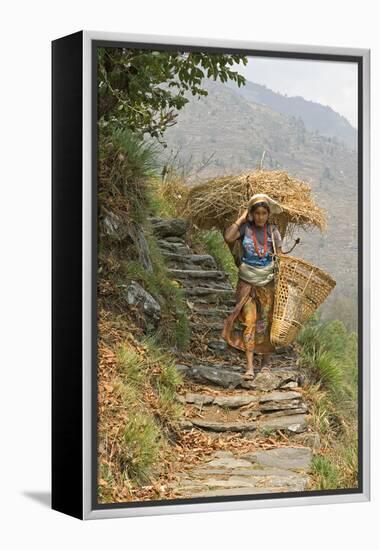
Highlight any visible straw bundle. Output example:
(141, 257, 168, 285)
(183, 169, 327, 238)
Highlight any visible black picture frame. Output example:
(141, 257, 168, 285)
(52, 30, 370, 520)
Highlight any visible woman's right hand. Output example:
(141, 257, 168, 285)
(237, 209, 249, 225)
(224, 209, 249, 244)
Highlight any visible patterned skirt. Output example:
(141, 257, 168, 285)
(222, 277, 276, 354)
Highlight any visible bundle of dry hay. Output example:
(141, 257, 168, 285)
(182, 169, 327, 238)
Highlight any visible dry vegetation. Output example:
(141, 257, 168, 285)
(183, 169, 327, 238)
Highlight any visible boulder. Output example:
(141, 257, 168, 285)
(207, 340, 228, 353)
(187, 363, 244, 389)
(122, 281, 161, 323)
(102, 212, 129, 240)
(251, 370, 299, 392)
(150, 218, 188, 238)
(127, 223, 153, 272)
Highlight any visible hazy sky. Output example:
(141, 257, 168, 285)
(236, 57, 358, 128)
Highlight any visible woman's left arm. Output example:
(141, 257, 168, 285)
(275, 226, 301, 255)
(273, 225, 283, 255)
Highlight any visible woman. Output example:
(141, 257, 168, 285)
(222, 193, 283, 380)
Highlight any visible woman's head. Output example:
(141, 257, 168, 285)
(248, 201, 270, 226)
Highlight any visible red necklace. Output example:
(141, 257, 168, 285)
(251, 222, 268, 258)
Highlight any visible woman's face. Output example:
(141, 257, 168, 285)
(251, 205, 269, 227)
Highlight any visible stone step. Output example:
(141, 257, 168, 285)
(168, 268, 228, 281)
(181, 419, 257, 432)
(188, 487, 290, 497)
(261, 405, 308, 417)
(181, 391, 307, 427)
(183, 412, 308, 435)
(249, 370, 303, 391)
(179, 280, 233, 291)
(257, 413, 308, 434)
(160, 236, 186, 244)
(177, 362, 301, 391)
(162, 252, 217, 270)
(200, 340, 306, 370)
(206, 336, 237, 348)
(260, 400, 306, 412)
(190, 321, 225, 332)
(157, 240, 192, 255)
(189, 490, 289, 498)
(149, 217, 188, 238)
(188, 294, 235, 303)
(191, 306, 233, 317)
(178, 390, 303, 409)
(239, 447, 313, 470)
(176, 363, 252, 389)
(168, 449, 311, 497)
(184, 287, 235, 298)
(177, 360, 245, 373)
(242, 406, 307, 419)
(192, 465, 306, 479)
(189, 316, 232, 328)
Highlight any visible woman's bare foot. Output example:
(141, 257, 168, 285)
(244, 349, 255, 379)
(261, 354, 272, 372)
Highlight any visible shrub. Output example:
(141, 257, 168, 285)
(121, 413, 163, 483)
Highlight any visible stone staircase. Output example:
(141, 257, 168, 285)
(150, 217, 319, 498)
(151, 216, 236, 355)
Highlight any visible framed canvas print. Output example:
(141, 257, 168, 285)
(52, 30, 370, 520)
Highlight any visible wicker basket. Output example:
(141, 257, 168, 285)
(270, 255, 336, 346)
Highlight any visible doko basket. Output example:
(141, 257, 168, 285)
(270, 255, 336, 346)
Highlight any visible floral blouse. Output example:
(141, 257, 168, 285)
(239, 221, 282, 268)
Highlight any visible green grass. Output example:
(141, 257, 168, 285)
(312, 349, 343, 393)
(116, 346, 145, 388)
(116, 337, 184, 423)
(108, 126, 161, 180)
(197, 229, 238, 285)
(310, 430, 358, 490)
(154, 347, 184, 422)
(156, 384, 183, 423)
(260, 427, 276, 437)
(310, 455, 340, 490)
(98, 463, 118, 503)
(98, 124, 162, 225)
(142, 335, 184, 401)
(297, 313, 357, 399)
(104, 338, 184, 486)
(146, 177, 177, 218)
(121, 412, 164, 483)
(297, 313, 359, 490)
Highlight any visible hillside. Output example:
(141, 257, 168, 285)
(226, 79, 357, 149)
